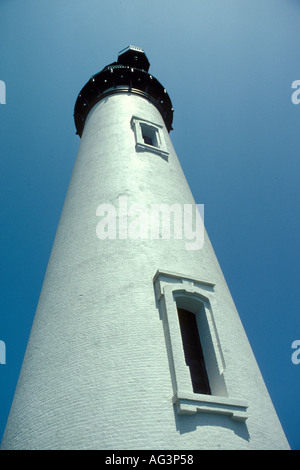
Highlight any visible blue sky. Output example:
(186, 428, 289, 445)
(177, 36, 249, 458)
(0, 0, 299, 449)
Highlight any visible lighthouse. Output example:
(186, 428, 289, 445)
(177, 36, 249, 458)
(1, 46, 289, 450)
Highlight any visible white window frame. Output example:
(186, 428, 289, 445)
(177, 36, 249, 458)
(131, 116, 169, 159)
(153, 269, 248, 422)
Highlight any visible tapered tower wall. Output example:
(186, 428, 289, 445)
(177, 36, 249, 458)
(1, 49, 289, 450)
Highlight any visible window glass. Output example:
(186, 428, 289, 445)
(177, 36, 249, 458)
(177, 307, 211, 395)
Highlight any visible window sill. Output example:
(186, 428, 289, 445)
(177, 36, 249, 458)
(173, 391, 248, 422)
(136, 141, 169, 159)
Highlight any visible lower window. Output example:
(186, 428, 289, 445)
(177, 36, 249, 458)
(153, 269, 248, 421)
(177, 307, 211, 395)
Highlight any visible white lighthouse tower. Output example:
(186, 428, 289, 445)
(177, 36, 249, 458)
(1, 46, 289, 450)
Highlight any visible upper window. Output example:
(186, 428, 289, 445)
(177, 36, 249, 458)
(141, 123, 157, 147)
(131, 116, 169, 159)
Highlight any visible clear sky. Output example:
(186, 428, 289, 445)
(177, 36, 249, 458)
(0, 0, 299, 450)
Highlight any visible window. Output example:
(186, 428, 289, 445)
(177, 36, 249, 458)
(174, 290, 227, 398)
(143, 134, 153, 146)
(131, 116, 169, 159)
(177, 308, 211, 395)
(153, 269, 248, 421)
(141, 123, 157, 147)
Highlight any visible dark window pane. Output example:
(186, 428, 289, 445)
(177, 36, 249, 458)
(177, 308, 211, 395)
(143, 134, 153, 145)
